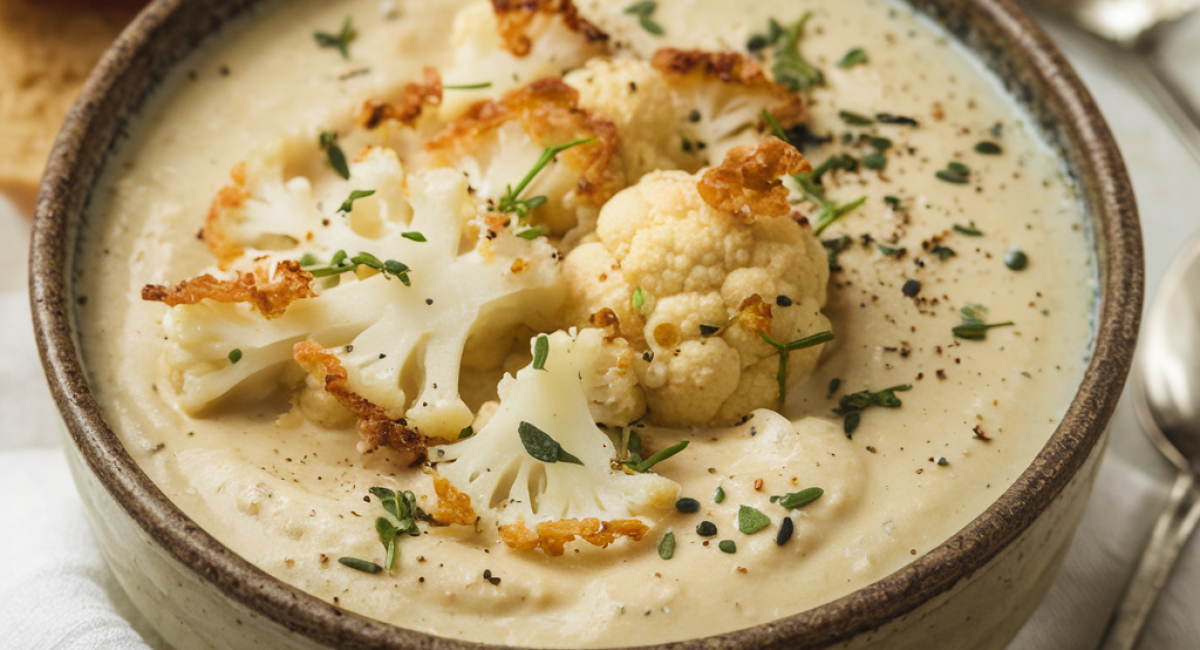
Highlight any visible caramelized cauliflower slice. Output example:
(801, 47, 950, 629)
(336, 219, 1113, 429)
(142, 260, 315, 320)
(357, 67, 444, 130)
(425, 77, 622, 236)
(149, 165, 564, 442)
(440, 0, 609, 117)
(432, 329, 677, 556)
(562, 140, 831, 427)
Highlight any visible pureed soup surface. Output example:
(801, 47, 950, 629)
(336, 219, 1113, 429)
(76, 0, 1096, 646)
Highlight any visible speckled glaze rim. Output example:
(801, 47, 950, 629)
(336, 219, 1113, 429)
(31, 0, 1143, 648)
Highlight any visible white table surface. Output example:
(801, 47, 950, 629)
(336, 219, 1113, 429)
(1, 9, 1199, 650)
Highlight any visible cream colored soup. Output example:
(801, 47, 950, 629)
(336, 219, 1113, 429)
(76, 0, 1095, 646)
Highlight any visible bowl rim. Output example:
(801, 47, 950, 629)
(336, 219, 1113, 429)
(30, 0, 1144, 648)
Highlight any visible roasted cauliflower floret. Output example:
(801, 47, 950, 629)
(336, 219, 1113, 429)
(562, 139, 831, 427)
(440, 0, 609, 118)
(432, 329, 676, 556)
(425, 78, 622, 237)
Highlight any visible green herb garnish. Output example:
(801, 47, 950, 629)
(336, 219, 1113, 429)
(319, 131, 351, 180)
(675, 498, 701, 514)
(863, 151, 887, 171)
(314, 17, 357, 60)
(497, 138, 594, 219)
(624, 0, 664, 35)
(338, 189, 376, 213)
(771, 487, 824, 509)
(937, 457, 949, 466)
(532, 334, 549, 370)
(822, 236, 852, 271)
(401, 232, 427, 242)
(936, 161, 971, 184)
(458, 425, 474, 439)
(837, 48, 868, 69)
(306, 250, 411, 286)
(975, 141, 1003, 155)
(338, 557, 382, 574)
(631, 286, 647, 313)
(834, 384, 912, 437)
(953, 221, 983, 237)
(658, 531, 676, 559)
(952, 303, 1014, 341)
(884, 195, 902, 209)
(876, 113, 919, 126)
(793, 159, 866, 235)
(625, 440, 689, 473)
(737, 506, 771, 534)
(713, 486, 726, 503)
(368, 487, 423, 571)
(931, 245, 956, 260)
(771, 13, 824, 91)
(762, 109, 789, 141)
(227, 348, 242, 364)
(718, 540, 737, 554)
(697, 521, 718, 536)
(839, 110, 875, 126)
(760, 330, 835, 411)
(443, 82, 493, 90)
(515, 227, 545, 240)
(518, 421, 584, 465)
(299, 253, 319, 267)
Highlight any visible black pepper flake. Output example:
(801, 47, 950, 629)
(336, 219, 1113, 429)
(901, 279, 921, 297)
(483, 569, 501, 585)
(425, 298, 434, 305)
(776, 295, 793, 307)
(697, 521, 718, 537)
(688, 109, 701, 122)
(937, 457, 949, 466)
(699, 324, 720, 337)
(775, 517, 794, 546)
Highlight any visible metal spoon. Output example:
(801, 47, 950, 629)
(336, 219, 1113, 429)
(1022, 0, 1200, 165)
(1096, 233, 1200, 650)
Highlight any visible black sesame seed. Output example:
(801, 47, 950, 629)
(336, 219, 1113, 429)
(902, 279, 921, 297)
(775, 295, 793, 307)
(776, 517, 794, 546)
(697, 521, 718, 537)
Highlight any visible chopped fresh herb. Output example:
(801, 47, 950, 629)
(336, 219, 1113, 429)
(338, 557, 382, 574)
(631, 286, 647, 313)
(884, 195, 902, 209)
(771, 487, 824, 509)
(401, 232, 427, 242)
(771, 13, 824, 91)
(783, 123, 833, 152)
(837, 48, 868, 69)
(839, 110, 875, 126)
(696, 521, 718, 537)
(515, 227, 545, 240)
(338, 189, 376, 213)
(834, 384, 912, 437)
(863, 151, 887, 171)
(948, 161, 970, 176)
(319, 131, 351, 180)
(737, 505, 771, 534)
(713, 486, 726, 503)
(458, 426, 474, 439)
(901, 279, 921, 297)
(991, 122, 1005, 138)
(937, 457, 949, 466)
(307, 250, 411, 285)
(828, 377, 841, 397)
(760, 330, 835, 411)
(1004, 247, 1028, 270)
(624, 0, 663, 35)
(299, 253, 319, 267)
(718, 540, 737, 554)
(762, 109, 789, 141)
(625, 440, 689, 473)
(876, 113, 919, 126)
(775, 517, 794, 546)
(813, 196, 867, 235)
(953, 303, 1014, 341)
(658, 531, 676, 559)
(675, 498, 701, 514)
(518, 421, 584, 465)
(443, 82, 493, 90)
(747, 34, 769, 52)
(822, 236, 853, 271)
(228, 348, 243, 364)
(699, 324, 721, 338)
(808, 153, 858, 185)
(877, 243, 902, 257)
(954, 221, 983, 237)
(931, 245, 956, 260)
(314, 17, 358, 60)
(936, 168, 969, 185)
(868, 136, 893, 150)
(532, 334, 549, 371)
(497, 138, 594, 219)
(975, 141, 1003, 155)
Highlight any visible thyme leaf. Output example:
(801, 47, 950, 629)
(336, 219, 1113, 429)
(519, 421, 584, 465)
(497, 138, 595, 219)
(760, 330, 835, 411)
(314, 17, 358, 60)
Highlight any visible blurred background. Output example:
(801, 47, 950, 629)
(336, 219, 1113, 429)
(0, 1, 1198, 648)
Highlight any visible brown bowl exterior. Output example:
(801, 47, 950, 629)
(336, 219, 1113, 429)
(31, 0, 1143, 648)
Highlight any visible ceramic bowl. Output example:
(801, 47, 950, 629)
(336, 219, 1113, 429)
(31, 0, 1143, 648)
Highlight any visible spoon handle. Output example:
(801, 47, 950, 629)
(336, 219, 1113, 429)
(1124, 40, 1200, 169)
(1097, 471, 1200, 650)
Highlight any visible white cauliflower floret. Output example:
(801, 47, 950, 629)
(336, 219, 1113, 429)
(439, 0, 609, 118)
(432, 329, 676, 556)
(148, 149, 564, 443)
(562, 140, 831, 427)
